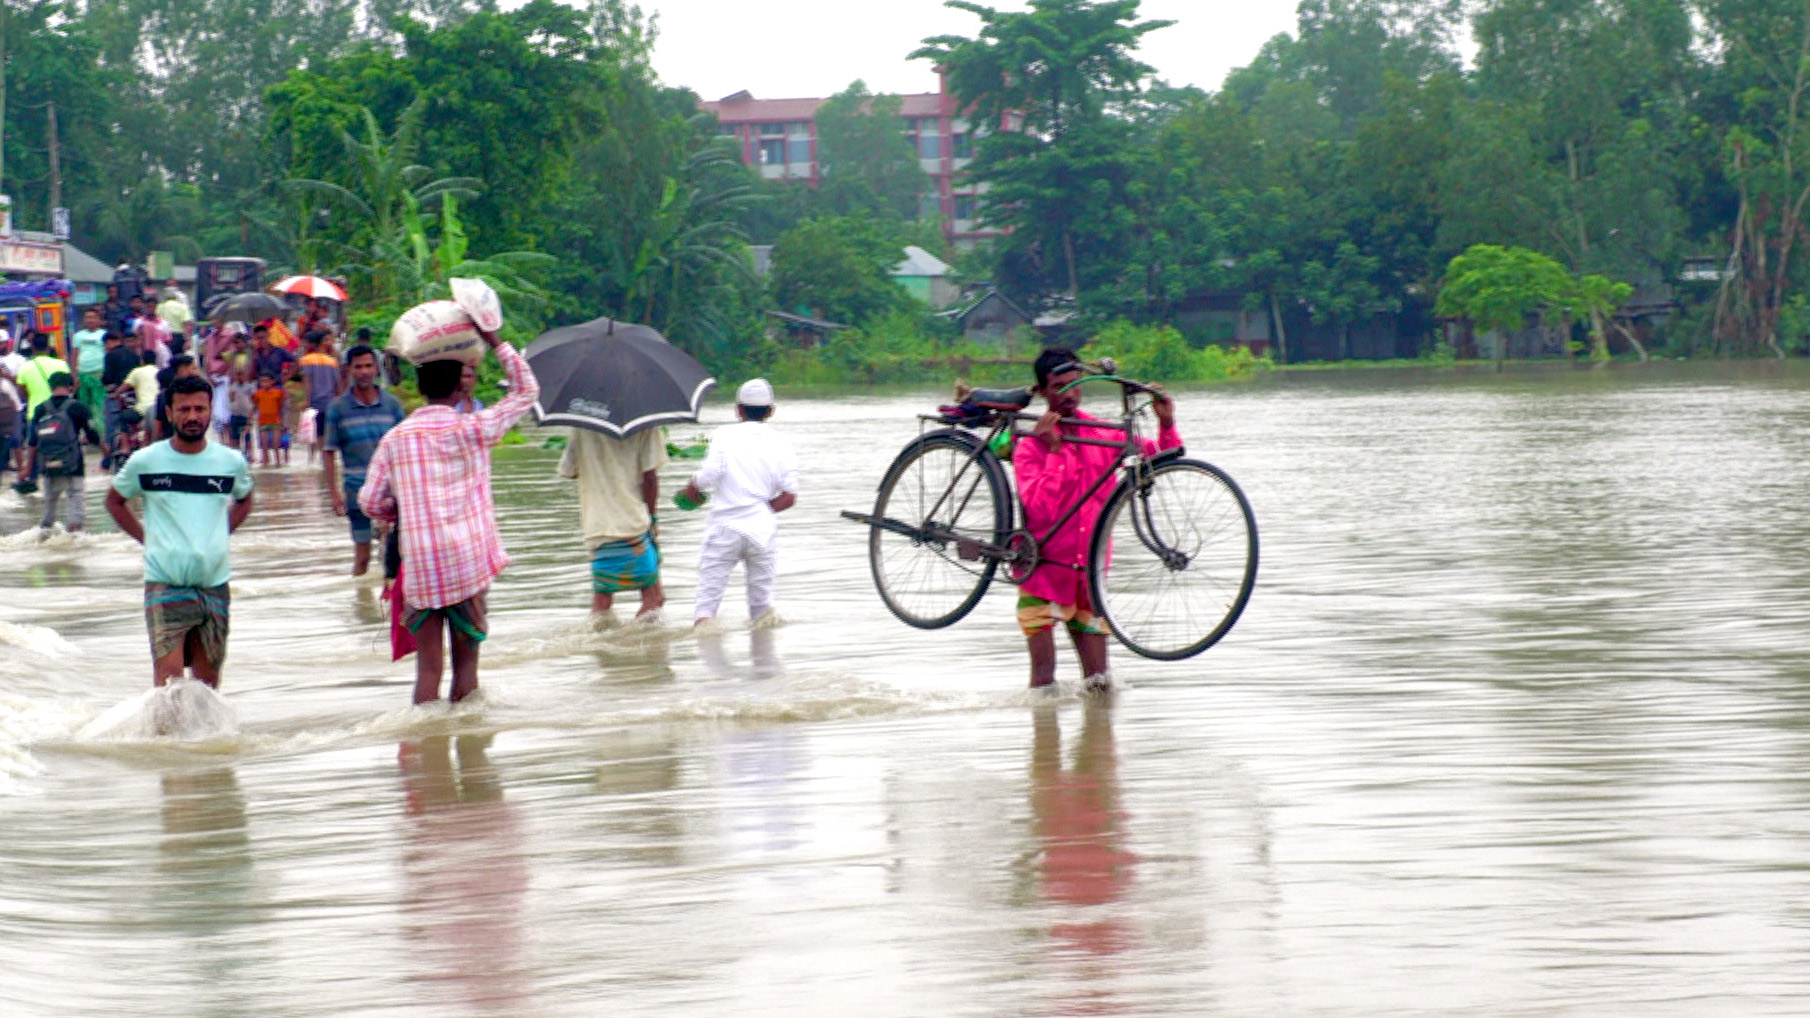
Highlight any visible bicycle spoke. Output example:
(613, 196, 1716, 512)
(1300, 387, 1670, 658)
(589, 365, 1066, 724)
(870, 434, 1008, 629)
(1092, 460, 1257, 659)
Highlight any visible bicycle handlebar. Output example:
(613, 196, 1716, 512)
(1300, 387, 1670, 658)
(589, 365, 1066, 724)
(1055, 373, 1156, 396)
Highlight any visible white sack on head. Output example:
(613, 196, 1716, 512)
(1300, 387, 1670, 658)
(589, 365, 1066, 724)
(391, 300, 486, 366)
(451, 277, 504, 333)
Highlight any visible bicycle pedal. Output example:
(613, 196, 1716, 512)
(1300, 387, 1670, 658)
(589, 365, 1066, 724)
(957, 539, 982, 561)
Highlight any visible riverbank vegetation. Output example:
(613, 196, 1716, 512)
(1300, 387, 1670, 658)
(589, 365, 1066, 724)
(10, 0, 1810, 384)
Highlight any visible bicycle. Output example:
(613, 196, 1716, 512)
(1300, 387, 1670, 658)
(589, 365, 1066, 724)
(841, 364, 1258, 661)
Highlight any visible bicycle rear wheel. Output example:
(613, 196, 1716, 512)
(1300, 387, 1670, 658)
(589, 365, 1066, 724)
(868, 429, 1012, 629)
(1088, 458, 1257, 660)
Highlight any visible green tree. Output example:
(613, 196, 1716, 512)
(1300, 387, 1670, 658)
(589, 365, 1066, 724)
(813, 81, 932, 221)
(914, 0, 1172, 301)
(771, 215, 912, 325)
(1435, 243, 1575, 368)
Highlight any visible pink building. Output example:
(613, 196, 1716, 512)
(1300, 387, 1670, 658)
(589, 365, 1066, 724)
(700, 85, 1002, 250)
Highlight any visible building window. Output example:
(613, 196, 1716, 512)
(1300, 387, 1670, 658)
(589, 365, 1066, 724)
(760, 122, 785, 136)
(918, 125, 942, 160)
(787, 138, 812, 165)
(716, 123, 737, 136)
(918, 193, 943, 220)
(788, 121, 811, 137)
(952, 132, 972, 159)
(760, 139, 785, 165)
(954, 195, 977, 221)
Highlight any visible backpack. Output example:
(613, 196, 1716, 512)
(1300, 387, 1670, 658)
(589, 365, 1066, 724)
(36, 399, 83, 477)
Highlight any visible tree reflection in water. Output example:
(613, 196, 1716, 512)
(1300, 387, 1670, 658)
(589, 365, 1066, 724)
(398, 734, 529, 1014)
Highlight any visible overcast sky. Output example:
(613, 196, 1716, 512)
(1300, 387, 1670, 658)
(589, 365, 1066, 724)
(641, 0, 1300, 101)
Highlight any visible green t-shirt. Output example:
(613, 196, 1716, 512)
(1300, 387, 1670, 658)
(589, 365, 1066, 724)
(71, 329, 107, 375)
(112, 439, 254, 588)
(18, 355, 70, 419)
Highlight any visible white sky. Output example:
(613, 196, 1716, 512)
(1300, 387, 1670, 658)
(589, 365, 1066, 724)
(641, 0, 1301, 101)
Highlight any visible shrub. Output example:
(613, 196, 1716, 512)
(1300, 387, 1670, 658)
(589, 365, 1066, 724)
(1084, 320, 1265, 382)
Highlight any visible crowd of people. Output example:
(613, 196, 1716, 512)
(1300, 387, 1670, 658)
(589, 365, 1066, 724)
(1, 289, 807, 707)
(4, 286, 1161, 700)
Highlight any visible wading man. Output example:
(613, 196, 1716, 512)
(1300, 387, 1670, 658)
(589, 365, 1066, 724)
(358, 330, 539, 704)
(559, 424, 668, 622)
(1014, 348, 1179, 691)
(322, 344, 405, 576)
(107, 375, 255, 688)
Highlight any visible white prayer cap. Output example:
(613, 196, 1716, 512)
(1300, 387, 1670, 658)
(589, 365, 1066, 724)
(737, 378, 775, 407)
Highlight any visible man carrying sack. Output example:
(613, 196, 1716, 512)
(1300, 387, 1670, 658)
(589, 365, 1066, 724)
(359, 282, 539, 705)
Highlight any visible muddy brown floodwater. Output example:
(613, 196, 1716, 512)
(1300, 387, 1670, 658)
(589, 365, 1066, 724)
(4, 362, 1810, 1016)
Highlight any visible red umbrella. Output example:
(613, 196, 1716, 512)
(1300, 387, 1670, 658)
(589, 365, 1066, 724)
(271, 275, 348, 301)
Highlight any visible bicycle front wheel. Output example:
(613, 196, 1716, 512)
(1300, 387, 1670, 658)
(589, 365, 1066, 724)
(1088, 458, 1258, 660)
(868, 429, 1012, 629)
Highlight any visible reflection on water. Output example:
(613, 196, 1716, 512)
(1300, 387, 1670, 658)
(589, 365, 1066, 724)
(399, 735, 528, 1015)
(10, 367, 1810, 1015)
(1029, 703, 1135, 973)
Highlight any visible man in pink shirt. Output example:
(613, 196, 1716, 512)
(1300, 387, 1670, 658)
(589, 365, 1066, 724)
(1014, 347, 1180, 691)
(359, 330, 540, 704)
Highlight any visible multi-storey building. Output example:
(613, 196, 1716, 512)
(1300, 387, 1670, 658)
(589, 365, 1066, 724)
(700, 84, 1002, 250)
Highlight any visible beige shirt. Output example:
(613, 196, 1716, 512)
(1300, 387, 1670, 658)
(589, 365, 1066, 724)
(558, 428, 668, 549)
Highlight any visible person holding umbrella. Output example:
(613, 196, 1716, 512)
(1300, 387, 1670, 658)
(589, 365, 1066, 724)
(558, 424, 668, 623)
(524, 315, 719, 626)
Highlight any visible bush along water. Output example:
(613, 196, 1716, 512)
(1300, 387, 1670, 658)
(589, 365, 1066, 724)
(1082, 321, 1269, 383)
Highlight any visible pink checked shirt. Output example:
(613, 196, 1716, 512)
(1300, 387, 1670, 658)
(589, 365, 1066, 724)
(1014, 410, 1182, 607)
(359, 344, 540, 609)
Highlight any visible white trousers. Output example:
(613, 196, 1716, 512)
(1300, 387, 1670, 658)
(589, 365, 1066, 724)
(694, 523, 777, 621)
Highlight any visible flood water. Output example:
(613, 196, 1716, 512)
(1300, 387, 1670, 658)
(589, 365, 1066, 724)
(5, 362, 1810, 1016)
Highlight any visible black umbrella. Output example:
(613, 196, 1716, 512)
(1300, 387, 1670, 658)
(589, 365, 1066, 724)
(209, 291, 288, 324)
(525, 317, 715, 438)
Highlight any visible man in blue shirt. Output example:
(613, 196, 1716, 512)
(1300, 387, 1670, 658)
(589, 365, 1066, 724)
(106, 375, 255, 688)
(322, 343, 405, 576)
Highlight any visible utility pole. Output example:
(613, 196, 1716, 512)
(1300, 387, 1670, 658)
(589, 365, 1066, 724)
(46, 100, 58, 218)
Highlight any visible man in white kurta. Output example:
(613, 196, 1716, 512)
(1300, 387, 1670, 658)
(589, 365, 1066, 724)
(678, 379, 799, 624)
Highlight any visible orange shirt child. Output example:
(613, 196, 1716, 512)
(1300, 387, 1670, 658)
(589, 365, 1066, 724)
(253, 380, 287, 427)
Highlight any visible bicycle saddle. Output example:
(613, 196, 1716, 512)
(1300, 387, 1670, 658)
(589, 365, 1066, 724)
(954, 385, 1031, 410)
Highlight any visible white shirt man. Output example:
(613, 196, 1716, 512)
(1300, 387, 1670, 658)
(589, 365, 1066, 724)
(679, 379, 799, 624)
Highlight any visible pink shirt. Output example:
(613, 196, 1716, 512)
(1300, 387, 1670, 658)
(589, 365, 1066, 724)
(1014, 410, 1182, 606)
(359, 345, 539, 609)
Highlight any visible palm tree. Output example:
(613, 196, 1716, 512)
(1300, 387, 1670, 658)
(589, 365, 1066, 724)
(282, 99, 479, 301)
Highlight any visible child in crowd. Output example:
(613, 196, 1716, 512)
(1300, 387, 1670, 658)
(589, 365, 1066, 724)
(675, 378, 799, 625)
(210, 367, 233, 443)
(122, 348, 160, 452)
(252, 372, 287, 467)
(229, 366, 255, 455)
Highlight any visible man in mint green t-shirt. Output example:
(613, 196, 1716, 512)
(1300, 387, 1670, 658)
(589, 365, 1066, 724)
(69, 308, 109, 423)
(107, 375, 255, 688)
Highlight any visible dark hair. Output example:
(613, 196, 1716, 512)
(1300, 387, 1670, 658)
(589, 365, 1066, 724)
(345, 343, 377, 365)
(141, 349, 158, 365)
(1033, 347, 1082, 389)
(48, 371, 75, 389)
(303, 330, 326, 346)
(104, 330, 122, 345)
(167, 374, 214, 402)
(417, 359, 463, 400)
(739, 403, 773, 422)
(356, 327, 372, 342)
(258, 371, 277, 382)
(29, 333, 50, 355)
(252, 323, 269, 334)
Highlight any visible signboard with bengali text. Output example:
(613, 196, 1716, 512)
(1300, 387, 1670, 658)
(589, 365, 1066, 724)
(0, 239, 64, 275)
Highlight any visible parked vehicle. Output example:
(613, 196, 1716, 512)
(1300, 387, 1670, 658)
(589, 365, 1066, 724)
(194, 258, 267, 318)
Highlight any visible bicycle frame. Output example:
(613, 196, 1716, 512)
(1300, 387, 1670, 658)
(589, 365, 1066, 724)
(845, 376, 1168, 572)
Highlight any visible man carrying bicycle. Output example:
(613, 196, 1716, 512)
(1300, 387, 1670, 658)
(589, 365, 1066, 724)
(1016, 348, 1180, 691)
